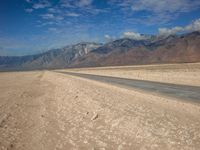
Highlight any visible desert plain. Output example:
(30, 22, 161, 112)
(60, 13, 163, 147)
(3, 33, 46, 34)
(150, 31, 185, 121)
(0, 63, 200, 150)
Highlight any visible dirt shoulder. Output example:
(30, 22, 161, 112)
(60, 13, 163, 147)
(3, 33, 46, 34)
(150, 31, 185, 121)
(63, 63, 200, 86)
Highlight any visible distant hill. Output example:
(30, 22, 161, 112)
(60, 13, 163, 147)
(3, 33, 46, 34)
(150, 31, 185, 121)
(0, 32, 200, 71)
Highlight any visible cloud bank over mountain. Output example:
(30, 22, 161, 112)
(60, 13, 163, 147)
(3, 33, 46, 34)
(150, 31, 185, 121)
(159, 19, 200, 36)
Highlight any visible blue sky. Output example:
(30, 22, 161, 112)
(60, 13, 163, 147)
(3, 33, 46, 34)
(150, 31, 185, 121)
(1, 0, 200, 56)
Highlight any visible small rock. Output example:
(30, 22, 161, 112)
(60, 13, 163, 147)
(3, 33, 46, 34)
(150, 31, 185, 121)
(0, 114, 11, 128)
(91, 113, 98, 121)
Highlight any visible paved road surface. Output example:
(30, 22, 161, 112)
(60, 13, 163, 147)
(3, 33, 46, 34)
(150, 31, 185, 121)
(56, 71, 200, 103)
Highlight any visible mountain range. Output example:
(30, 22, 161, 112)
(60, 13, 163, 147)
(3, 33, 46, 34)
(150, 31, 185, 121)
(0, 31, 200, 71)
(0, 42, 101, 71)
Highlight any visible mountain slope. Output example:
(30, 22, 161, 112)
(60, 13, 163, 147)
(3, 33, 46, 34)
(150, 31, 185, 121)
(69, 32, 200, 67)
(0, 42, 101, 71)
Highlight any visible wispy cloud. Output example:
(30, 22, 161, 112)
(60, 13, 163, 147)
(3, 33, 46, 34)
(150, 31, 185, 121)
(60, 0, 108, 15)
(60, 0, 93, 8)
(76, 0, 93, 7)
(131, 0, 200, 24)
(109, 0, 200, 25)
(32, 0, 51, 9)
(47, 8, 61, 13)
(41, 13, 54, 19)
(40, 13, 64, 22)
(66, 12, 80, 17)
(36, 21, 56, 27)
(25, 0, 109, 29)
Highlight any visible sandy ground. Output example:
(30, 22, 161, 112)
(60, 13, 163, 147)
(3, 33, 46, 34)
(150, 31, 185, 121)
(65, 63, 200, 86)
(0, 70, 200, 150)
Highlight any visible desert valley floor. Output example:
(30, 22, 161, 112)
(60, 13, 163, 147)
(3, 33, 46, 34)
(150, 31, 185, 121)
(0, 63, 200, 150)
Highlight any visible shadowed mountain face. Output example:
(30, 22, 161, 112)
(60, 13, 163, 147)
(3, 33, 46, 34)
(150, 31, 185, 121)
(0, 32, 200, 71)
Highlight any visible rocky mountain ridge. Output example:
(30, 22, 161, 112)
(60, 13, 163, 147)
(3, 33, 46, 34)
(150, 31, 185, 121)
(0, 32, 200, 71)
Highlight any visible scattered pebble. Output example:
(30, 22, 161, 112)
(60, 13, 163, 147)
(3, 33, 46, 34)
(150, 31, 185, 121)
(0, 114, 11, 128)
(91, 113, 98, 120)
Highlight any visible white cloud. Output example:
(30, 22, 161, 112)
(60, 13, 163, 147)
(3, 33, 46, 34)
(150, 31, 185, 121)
(158, 27, 184, 36)
(40, 13, 64, 25)
(122, 31, 147, 40)
(185, 19, 200, 32)
(77, 0, 93, 7)
(32, 0, 51, 9)
(104, 35, 110, 39)
(60, 0, 93, 8)
(41, 13, 54, 19)
(158, 18, 200, 36)
(60, 0, 74, 8)
(66, 13, 80, 17)
(48, 8, 56, 13)
(104, 34, 115, 42)
(59, 0, 106, 16)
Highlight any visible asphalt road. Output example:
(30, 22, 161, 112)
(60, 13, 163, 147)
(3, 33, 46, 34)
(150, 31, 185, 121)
(56, 71, 200, 103)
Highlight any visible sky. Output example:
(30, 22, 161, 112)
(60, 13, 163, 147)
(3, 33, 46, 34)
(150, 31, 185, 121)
(1, 0, 200, 56)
